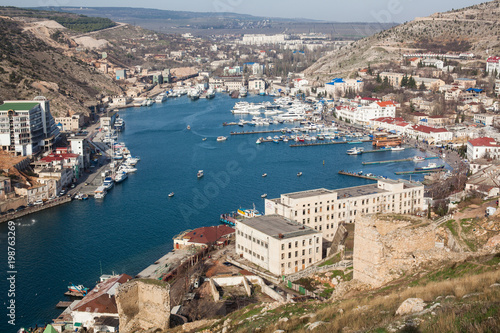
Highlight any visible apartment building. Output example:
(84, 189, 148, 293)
(0, 97, 60, 156)
(379, 72, 405, 87)
(235, 215, 322, 276)
(335, 101, 396, 126)
(265, 179, 424, 242)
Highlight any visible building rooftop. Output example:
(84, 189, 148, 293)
(0, 102, 39, 111)
(284, 188, 334, 200)
(238, 215, 318, 239)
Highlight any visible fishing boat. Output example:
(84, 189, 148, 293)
(262, 173, 267, 177)
(261, 193, 267, 198)
(168, 192, 174, 197)
(346, 147, 364, 155)
(217, 136, 227, 142)
(237, 206, 261, 218)
(415, 163, 445, 171)
(391, 146, 405, 151)
(413, 156, 426, 162)
(197, 170, 204, 178)
(68, 284, 89, 295)
(205, 89, 215, 99)
(202, 138, 207, 141)
(297, 172, 302, 177)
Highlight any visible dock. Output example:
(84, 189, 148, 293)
(56, 301, 73, 308)
(290, 140, 371, 148)
(338, 171, 379, 180)
(362, 156, 439, 165)
(230, 129, 284, 135)
(64, 291, 85, 298)
(395, 169, 443, 175)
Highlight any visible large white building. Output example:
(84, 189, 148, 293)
(335, 101, 396, 125)
(324, 78, 364, 98)
(235, 215, 322, 276)
(486, 56, 500, 75)
(467, 137, 500, 161)
(240, 34, 289, 45)
(265, 179, 425, 242)
(0, 97, 60, 156)
(370, 117, 411, 134)
(406, 124, 453, 144)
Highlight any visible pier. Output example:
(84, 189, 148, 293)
(362, 156, 439, 165)
(338, 171, 379, 180)
(290, 140, 371, 147)
(0, 196, 72, 224)
(230, 129, 284, 135)
(64, 291, 85, 298)
(56, 301, 73, 308)
(395, 169, 443, 175)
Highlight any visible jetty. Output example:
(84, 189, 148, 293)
(290, 140, 371, 148)
(395, 169, 443, 175)
(362, 156, 439, 165)
(56, 301, 73, 308)
(230, 129, 284, 135)
(338, 171, 380, 180)
(64, 291, 85, 298)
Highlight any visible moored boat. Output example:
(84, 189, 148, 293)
(391, 146, 405, 151)
(413, 156, 425, 162)
(261, 193, 267, 198)
(197, 170, 204, 178)
(297, 172, 302, 177)
(168, 192, 174, 197)
(346, 147, 364, 155)
(217, 136, 227, 142)
(94, 186, 107, 199)
(415, 163, 445, 171)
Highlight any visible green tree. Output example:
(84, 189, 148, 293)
(408, 76, 417, 89)
(376, 73, 381, 83)
(419, 81, 427, 90)
(401, 74, 408, 87)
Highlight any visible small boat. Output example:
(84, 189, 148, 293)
(68, 284, 89, 295)
(168, 192, 174, 197)
(94, 185, 107, 199)
(261, 194, 267, 198)
(217, 136, 227, 142)
(81, 194, 88, 200)
(187, 125, 191, 130)
(297, 172, 302, 177)
(197, 170, 204, 178)
(391, 146, 404, 151)
(262, 173, 267, 177)
(103, 176, 114, 190)
(346, 147, 364, 155)
(415, 163, 445, 171)
(256, 138, 262, 144)
(413, 156, 425, 162)
(237, 206, 261, 218)
(202, 138, 207, 141)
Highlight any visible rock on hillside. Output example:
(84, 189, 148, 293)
(0, 17, 122, 116)
(305, 0, 500, 80)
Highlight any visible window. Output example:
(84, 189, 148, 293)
(316, 247, 319, 253)
(302, 249, 305, 255)
(288, 252, 291, 259)
(281, 244, 285, 250)
(288, 262, 291, 268)
(288, 242, 292, 249)
(282, 253, 284, 259)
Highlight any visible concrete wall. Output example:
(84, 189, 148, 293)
(116, 280, 170, 333)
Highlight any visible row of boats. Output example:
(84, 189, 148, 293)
(139, 88, 216, 107)
(346, 146, 405, 155)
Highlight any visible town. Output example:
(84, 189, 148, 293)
(1, 2, 499, 333)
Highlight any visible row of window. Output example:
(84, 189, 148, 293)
(281, 258, 311, 269)
(238, 244, 265, 262)
(280, 238, 318, 250)
(236, 230, 268, 248)
(280, 247, 319, 260)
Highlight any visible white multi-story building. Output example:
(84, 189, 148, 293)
(467, 137, 500, 161)
(486, 56, 500, 75)
(406, 124, 453, 144)
(0, 97, 60, 156)
(235, 215, 322, 276)
(55, 114, 84, 132)
(495, 79, 500, 95)
(324, 78, 364, 98)
(240, 34, 289, 45)
(370, 117, 411, 134)
(335, 101, 396, 126)
(265, 179, 424, 242)
(474, 113, 498, 126)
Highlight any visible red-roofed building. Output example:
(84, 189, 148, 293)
(467, 137, 500, 160)
(174, 225, 235, 249)
(409, 57, 422, 67)
(407, 124, 452, 143)
(34, 151, 84, 179)
(370, 117, 411, 134)
(71, 274, 132, 331)
(486, 56, 500, 75)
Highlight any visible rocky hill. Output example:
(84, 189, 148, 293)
(305, 0, 500, 81)
(0, 10, 123, 116)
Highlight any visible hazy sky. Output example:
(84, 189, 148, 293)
(2, 0, 487, 22)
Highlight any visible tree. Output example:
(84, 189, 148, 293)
(376, 73, 382, 83)
(419, 81, 427, 90)
(401, 74, 408, 87)
(408, 76, 417, 89)
(367, 64, 373, 76)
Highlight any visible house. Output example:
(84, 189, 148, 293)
(426, 115, 451, 128)
(248, 78, 266, 92)
(454, 78, 476, 89)
(235, 215, 322, 276)
(71, 274, 132, 331)
(370, 117, 411, 134)
(465, 164, 500, 198)
(467, 137, 500, 161)
(173, 225, 234, 249)
(495, 79, 500, 96)
(55, 114, 84, 132)
(379, 72, 405, 87)
(474, 113, 498, 126)
(408, 57, 422, 67)
(407, 124, 453, 144)
(413, 77, 445, 91)
(421, 58, 444, 69)
(486, 56, 500, 75)
(445, 87, 464, 101)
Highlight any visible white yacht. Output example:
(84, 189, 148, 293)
(94, 186, 107, 199)
(155, 93, 168, 103)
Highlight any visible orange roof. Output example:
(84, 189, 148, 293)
(376, 101, 395, 107)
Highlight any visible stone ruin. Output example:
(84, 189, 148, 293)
(116, 279, 170, 333)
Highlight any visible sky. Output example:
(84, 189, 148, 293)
(1, 0, 488, 22)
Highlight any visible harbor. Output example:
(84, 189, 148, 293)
(362, 156, 439, 165)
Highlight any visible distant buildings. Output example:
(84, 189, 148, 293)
(235, 215, 323, 275)
(265, 179, 425, 242)
(486, 56, 500, 75)
(173, 225, 234, 249)
(0, 97, 60, 156)
(55, 114, 84, 132)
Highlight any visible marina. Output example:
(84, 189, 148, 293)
(361, 156, 439, 165)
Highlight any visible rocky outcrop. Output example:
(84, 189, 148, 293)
(395, 298, 425, 316)
(116, 279, 170, 333)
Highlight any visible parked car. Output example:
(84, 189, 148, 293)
(34, 200, 43, 205)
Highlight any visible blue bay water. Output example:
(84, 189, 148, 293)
(0, 94, 443, 331)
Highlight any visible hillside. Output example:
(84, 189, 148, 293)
(0, 12, 123, 116)
(305, 0, 500, 80)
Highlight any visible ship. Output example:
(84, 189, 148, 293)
(415, 162, 445, 171)
(372, 132, 402, 148)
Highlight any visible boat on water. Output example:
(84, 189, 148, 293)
(205, 89, 215, 99)
(415, 162, 445, 171)
(256, 138, 262, 144)
(94, 185, 107, 199)
(168, 192, 174, 197)
(237, 207, 261, 218)
(262, 173, 267, 177)
(113, 118, 125, 132)
(346, 147, 364, 155)
(297, 172, 303, 177)
(197, 170, 204, 178)
(239, 86, 248, 97)
(103, 176, 114, 190)
(155, 93, 168, 103)
(391, 146, 405, 151)
(188, 89, 201, 100)
(372, 133, 402, 148)
(202, 138, 207, 141)
(261, 193, 267, 198)
(217, 136, 227, 142)
(115, 171, 128, 183)
(68, 284, 89, 295)
(187, 125, 191, 130)
(413, 156, 426, 162)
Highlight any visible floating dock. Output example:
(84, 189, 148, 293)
(362, 156, 439, 165)
(64, 291, 85, 298)
(394, 169, 443, 175)
(290, 140, 371, 147)
(338, 171, 379, 180)
(230, 129, 284, 135)
(56, 301, 73, 308)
